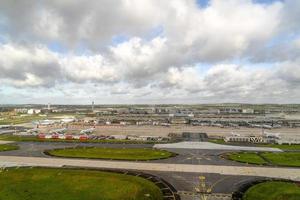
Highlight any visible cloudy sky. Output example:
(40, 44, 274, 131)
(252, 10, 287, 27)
(0, 0, 299, 104)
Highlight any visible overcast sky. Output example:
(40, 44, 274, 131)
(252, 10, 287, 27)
(0, 0, 299, 104)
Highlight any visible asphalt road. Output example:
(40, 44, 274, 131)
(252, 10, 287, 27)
(0, 155, 299, 200)
(1, 141, 300, 200)
(0, 142, 269, 166)
(0, 142, 153, 158)
(0, 155, 299, 181)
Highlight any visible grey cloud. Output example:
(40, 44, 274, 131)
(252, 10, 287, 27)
(0, 0, 300, 103)
(159, 62, 300, 102)
(0, 0, 161, 48)
(281, 0, 300, 33)
(0, 44, 62, 87)
(276, 61, 300, 85)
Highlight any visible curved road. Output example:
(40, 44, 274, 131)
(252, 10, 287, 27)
(0, 155, 299, 181)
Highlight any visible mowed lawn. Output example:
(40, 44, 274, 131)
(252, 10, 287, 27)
(227, 152, 267, 165)
(46, 147, 173, 160)
(227, 152, 300, 167)
(0, 168, 163, 200)
(0, 144, 18, 152)
(261, 152, 300, 167)
(243, 181, 300, 200)
(261, 144, 300, 151)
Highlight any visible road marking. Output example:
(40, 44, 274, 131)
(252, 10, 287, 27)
(178, 191, 232, 200)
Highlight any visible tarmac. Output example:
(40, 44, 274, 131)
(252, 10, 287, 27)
(154, 142, 282, 152)
(0, 141, 299, 200)
(0, 155, 299, 181)
(0, 141, 280, 166)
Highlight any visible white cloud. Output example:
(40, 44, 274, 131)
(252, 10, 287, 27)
(161, 0, 283, 61)
(0, 0, 286, 61)
(60, 55, 119, 83)
(110, 37, 167, 83)
(0, 0, 299, 103)
(276, 61, 300, 84)
(163, 67, 204, 92)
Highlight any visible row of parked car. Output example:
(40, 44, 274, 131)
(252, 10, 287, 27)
(37, 133, 170, 141)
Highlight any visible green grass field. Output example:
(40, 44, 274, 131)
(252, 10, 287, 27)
(0, 115, 45, 125)
(209, 139, 228, 145)
(0, 144, 19, 152)
(259, 144, 300, 150)
(0, 168, 163, 200)
(243, 181, 300, 200)
(227, 152, 268, 165)
(209, 139, 300, 150)
(46, 147, 173, 160)
(226, 152, 300, 167)
(261, 152, 300, 167)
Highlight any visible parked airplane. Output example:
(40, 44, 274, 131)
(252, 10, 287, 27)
(228, 123, 239, 127)
(80, 128, 95, 134)
(33, 120, 56, 126)
(27, 128, 39, 133)
(262, 124, 273, 129)
(231, 132, 241, 137)
(211, 123, 224, 128)
(247, 123, 272, 129)
(262, 131, 281, 139)
(60, 118, 75, 123)
(161, 123, 171, 127)
(49, 128, 67, 134)
(272, 124, 282, 128)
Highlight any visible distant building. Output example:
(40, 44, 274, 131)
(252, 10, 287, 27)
(224, 135, 267, 143)
(136, 121, 152, 125)
(14, 108, 28, 114)
(203, 109, 220, 114)
(220, 108, 242, 114)
(27, 109, 41, 115)
(117, 108, 130, 114)
(155, 108, 169, 114)
(120, 121, 130, 125)
(242, 108, 255, 114)
(169, 113, 194, 117)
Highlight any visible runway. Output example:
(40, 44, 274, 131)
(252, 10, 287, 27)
(0, 155, 299, 181)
